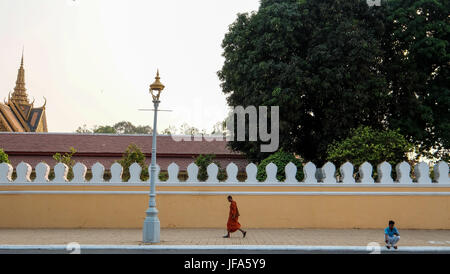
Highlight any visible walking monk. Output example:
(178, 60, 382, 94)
(223, 196, 247, 238)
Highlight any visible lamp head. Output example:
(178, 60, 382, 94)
(150, 69, 165, 101)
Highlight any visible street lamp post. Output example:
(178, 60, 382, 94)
(143, 70, 165, 243)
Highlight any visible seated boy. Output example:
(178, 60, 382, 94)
(384, 220, 400, 249)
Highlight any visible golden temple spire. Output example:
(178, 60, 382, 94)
(11, 50, 29, 105)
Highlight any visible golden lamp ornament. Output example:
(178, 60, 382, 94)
(149, 69, 165, 101)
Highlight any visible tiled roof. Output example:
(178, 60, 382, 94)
(0, 132, 242, 157)
(0, 103, 25, 132)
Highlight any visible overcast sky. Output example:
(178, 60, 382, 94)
(0, 0, 260, 132)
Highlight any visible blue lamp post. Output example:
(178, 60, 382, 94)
(143, 70, 165, 243)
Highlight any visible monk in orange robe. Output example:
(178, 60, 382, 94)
(223, 196, 247, 238)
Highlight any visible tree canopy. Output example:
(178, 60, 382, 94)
(382, 0, 450, 161)
(218, 0, 449, 164)
(326, 126, 413, 167)
(75, 121, 225, 136)
(76, 121, 153, 134)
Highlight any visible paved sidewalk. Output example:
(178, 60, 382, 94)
(1, 228, 450, 247)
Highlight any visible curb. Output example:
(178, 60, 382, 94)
(1, 245, 450, 254)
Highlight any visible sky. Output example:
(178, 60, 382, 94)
(0, 0, 260, 133)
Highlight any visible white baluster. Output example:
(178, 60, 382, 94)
(91, 162, 105, 182)
(284, 162, 298, 183)
(71, 163, 87, 183)
(226, 163, 238, 183)
(340, 162, 355, 184)
(155, 164, 161, 183)
(377, 162, 394, 184)
(434, 161, 449, 184)
(187, 163, 199, 182)
(167, 163, 179, 183)
(14, 162, 32, 183)
(0, 163, 13, 183)
(395, 161, 412, 184)
(321, 162, 336, 184)
(358, 162, 374, 184)
(128, 162, 142, 183)
(415, 162, 432, 184)
(245, 163, 258, 183)
(110, 162, 123, 183)
(265, 163, 278, 183)
(302, 162, 317, 184)
(206, 163, 219, 182)
(53, 163, 68, 183)
(35, 162, 50, 183)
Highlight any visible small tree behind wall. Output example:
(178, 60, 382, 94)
(117, 143, 149, 181)
(257, 149, 304, 182)
(194, 154, 226, 182)
(53, 147, 77, 180)
(0, 149, 9, 164)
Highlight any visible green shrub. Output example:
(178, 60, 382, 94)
(326, 126, 414, 168)
(194, 154, 226, 181)
(158, 171, 169, 182)
(0, 149, 9, 164)
(257, 149, 304, 182)
(117, 143, 149, 181)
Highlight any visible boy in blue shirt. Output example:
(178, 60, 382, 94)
(384, 220, 400, 249)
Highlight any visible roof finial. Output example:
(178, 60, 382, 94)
(21, 46, 24, 67)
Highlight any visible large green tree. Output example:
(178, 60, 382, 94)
(219, 0, 449, 163)
(218, 0, 389, 164)
(382, 0, 450, 161)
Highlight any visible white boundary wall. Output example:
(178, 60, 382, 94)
(0, 160, 448, 185)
